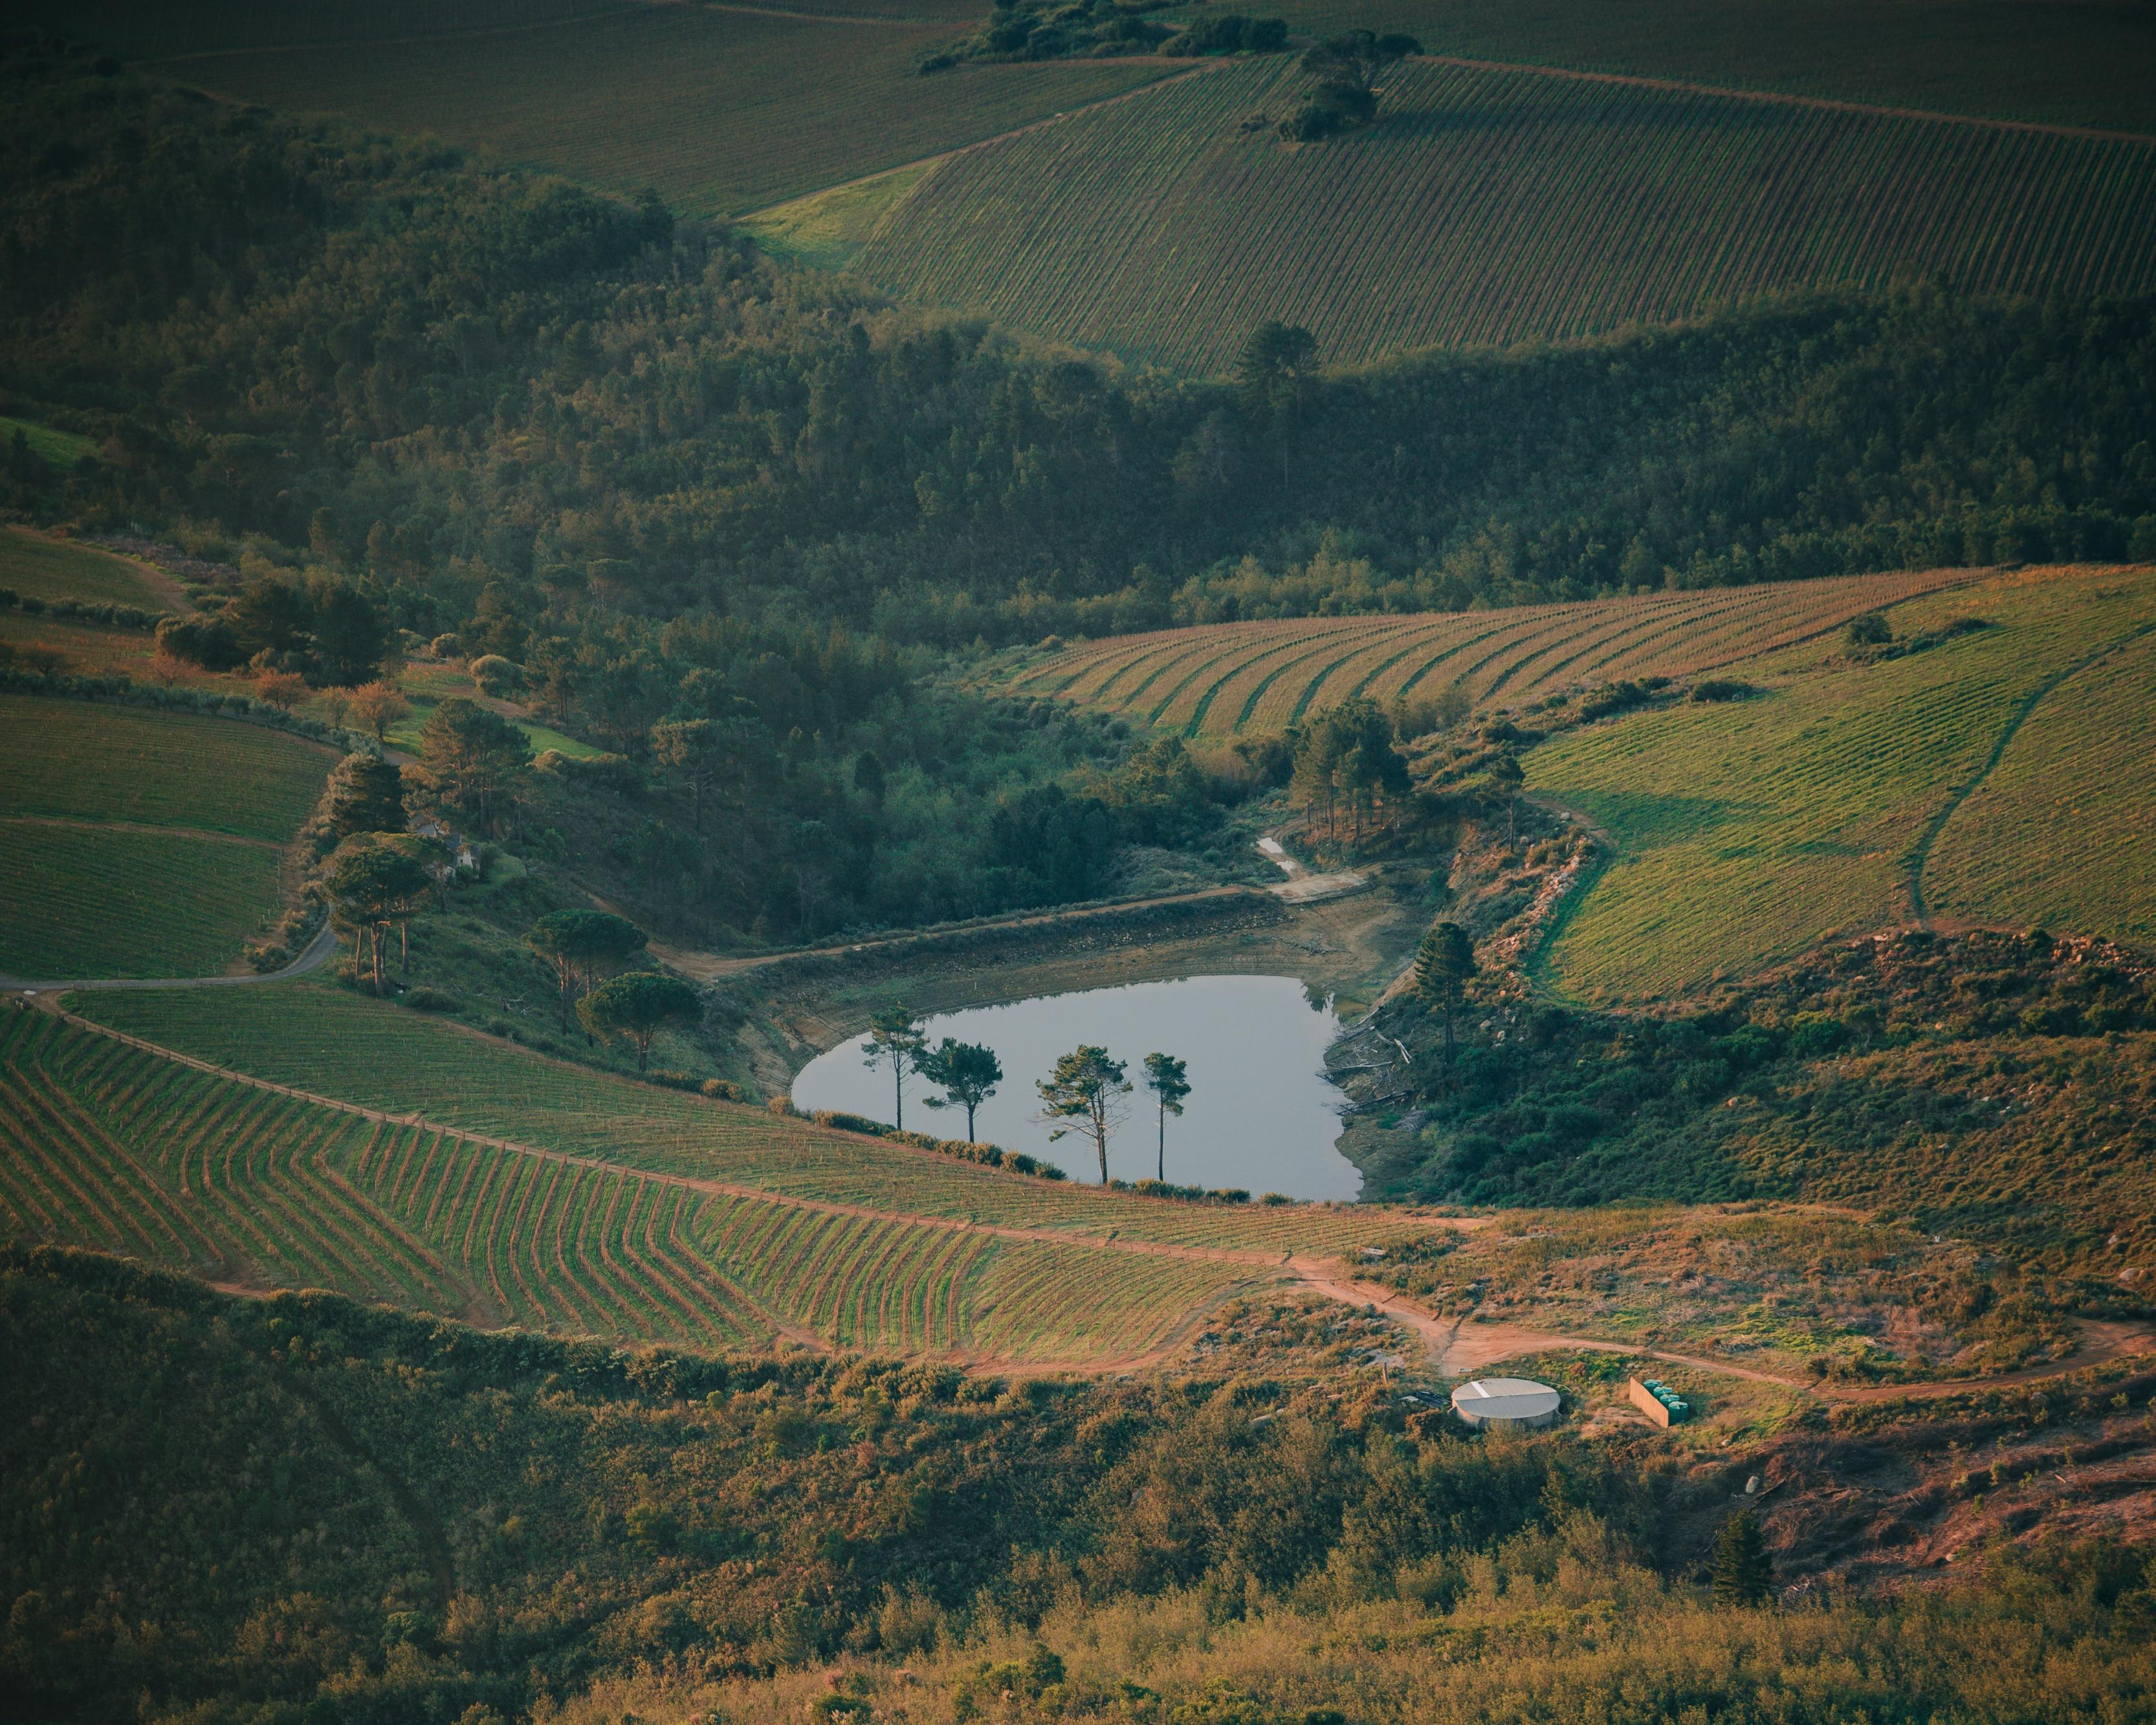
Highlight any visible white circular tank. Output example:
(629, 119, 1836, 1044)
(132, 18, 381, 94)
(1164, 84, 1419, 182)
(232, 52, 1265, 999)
(1450, 1376, 1561, 1431)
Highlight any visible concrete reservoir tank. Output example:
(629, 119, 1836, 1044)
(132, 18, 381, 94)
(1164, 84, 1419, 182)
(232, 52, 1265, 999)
(1450, 1377, 1561, 1432)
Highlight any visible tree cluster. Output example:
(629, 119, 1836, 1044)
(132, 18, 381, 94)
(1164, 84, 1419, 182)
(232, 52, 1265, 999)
(1286, 698, 1413, 848)
(1279, 30, 1423, 139)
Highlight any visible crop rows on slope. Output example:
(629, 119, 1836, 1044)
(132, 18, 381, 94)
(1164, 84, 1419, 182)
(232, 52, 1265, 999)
(0, 693, 330, 839)
(965, 1246, 1251, 1361)
(0, 824, 284, 981)
(854, 56, 2156, 375)
(72, 983, 1402, 1255)
(1525, 566, 2156, 998)
(0, 1011, 461, 1310)
(1922, 608, 2156, 947)
(351, 1131, 758, 1350)
(134, 4, 1174, 219)
(2, 1010, 1330, 1363)
(1015, 567, 1971, 738)
(696, 1196, 1002, 1354)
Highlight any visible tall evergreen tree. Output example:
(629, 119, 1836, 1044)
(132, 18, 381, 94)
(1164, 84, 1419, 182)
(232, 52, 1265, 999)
(1711, 1510, 1774, 1608)
(1414, 921, 1478, 1056)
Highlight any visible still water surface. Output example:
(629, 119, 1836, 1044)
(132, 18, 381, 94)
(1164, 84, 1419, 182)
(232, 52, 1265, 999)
(790, 974, 1361, 1200)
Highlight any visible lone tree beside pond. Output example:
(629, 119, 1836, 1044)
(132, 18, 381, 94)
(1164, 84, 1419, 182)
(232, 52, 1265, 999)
(920, 1038, 1002, 1142)
(1038, 1045, 1132, 1185)
(865, 1007, 928, 1130)
(577, 972, 701, 1073)
(1414, 921, 1479, 1057)
(1141, 1051, 1191, 1182)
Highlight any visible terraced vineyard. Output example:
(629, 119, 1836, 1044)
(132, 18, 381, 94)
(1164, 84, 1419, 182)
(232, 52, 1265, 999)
(0, 696, 331, 980)
(1013, 567, 1972, 738)
(1, 1009, 1279, 1363)
(852, 56, 2156, 374)
(1526, 565, 2156, 999)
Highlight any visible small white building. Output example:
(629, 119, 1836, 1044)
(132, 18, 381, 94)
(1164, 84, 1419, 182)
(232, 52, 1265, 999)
(1451, 1377, 1561, 1432)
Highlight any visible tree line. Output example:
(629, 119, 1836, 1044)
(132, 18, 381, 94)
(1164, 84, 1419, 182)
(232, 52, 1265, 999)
(863, 1006, 1192, 1183)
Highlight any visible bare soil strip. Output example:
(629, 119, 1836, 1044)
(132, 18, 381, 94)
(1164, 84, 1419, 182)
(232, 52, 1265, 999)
(649, 883, 1260, 980)
(1303, 1261, 2156, 1401)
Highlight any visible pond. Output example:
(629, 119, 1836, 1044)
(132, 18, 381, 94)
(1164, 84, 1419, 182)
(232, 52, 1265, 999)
(789, 974, 1363, 1200)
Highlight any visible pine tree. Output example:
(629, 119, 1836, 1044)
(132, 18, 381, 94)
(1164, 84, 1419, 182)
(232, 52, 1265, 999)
(1711, 1510, 1772, 1607)
(1414, 921, 1478, 1056)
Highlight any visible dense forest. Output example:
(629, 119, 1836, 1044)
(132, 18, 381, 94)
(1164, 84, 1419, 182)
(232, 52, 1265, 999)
(4, 38, 2155, 659)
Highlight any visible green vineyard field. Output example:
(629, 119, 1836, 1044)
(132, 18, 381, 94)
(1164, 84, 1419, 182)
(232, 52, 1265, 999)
(70, 981, 1397, 1255)
(852, 56, 2156, 374)
(0, 695, 329, 980)
(0, 694, 329, 841)
(124, 4, 1175, 219)
(1014, 567, 1971, 739)
(1920, 587, 2156, 948)
(0, 1009, 1274, 1364)
(1526, 566, 2156, 999)
(0, 825, 284, 980)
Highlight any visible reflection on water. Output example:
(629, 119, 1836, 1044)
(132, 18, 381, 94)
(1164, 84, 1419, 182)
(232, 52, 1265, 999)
(790, 975, 1361, 1201)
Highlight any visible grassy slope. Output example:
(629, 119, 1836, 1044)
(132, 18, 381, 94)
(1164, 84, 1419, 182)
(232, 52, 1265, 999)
(851, 55, 2156, 374)
(0, 415, 98, 470)
(1526, 566, 2156, 1000)
(0, 529, 175, 610)
(126, 5, 1175, 218)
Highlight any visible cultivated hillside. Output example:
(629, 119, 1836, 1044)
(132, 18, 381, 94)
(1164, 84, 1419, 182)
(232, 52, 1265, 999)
(34, 0, 1165, 217)
(1528, 564, 2156, 998)
(0, 694, 329, 981)
(1011, 567, 1970, 738)
(850, 56, 2156, 373)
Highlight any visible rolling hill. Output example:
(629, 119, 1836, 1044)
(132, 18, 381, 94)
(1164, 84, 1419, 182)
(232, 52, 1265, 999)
(848, 54, 2156, 374)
